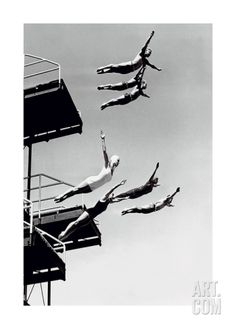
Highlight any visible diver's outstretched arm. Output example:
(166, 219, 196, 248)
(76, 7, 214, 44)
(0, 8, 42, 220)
(146, 59, 162, 71)
(110, 195, 130, 203)
(101, 180, 127, 201)
(101, 130, 109, 168)
(170, 187, 180, 199)
(165, 187, 180, 205)
(141, 31, 155, 55)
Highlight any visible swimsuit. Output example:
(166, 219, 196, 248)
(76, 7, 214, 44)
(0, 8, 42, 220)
(86, 166, 112, 191)
(130, 60, 142, 72)
(86, 199, 110, 219)
(139, 203, 155, 214)
(115, 182, 153, 199)
(124, 93, 133, 102)
(122, 82, 130, 89)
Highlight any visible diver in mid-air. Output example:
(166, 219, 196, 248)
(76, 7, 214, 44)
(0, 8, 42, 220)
(100, 77, 150, 110)
(111, 162, 160, 202)
(97, 31, 162, 75)
(54, 131, 120, 203)
(97, 66, 146, 91)
(58, 180, 127, 241)
(121, 187, 180, 215)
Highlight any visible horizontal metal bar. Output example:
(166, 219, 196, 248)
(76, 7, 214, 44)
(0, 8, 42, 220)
(25, 54, 60, 67)
(41, 173, 74, 186)
(43, 59, 60, 67)
(24, 182, 63, 192)
(31, 196, 56, 203)
(24, 67, 59, 79)
(24, 173, 44, 179)
(24, 86, 60, 99)
(33, 207, 83, 226)
(24, 173, 74, 187)
(24, 59, 45, 67)
(33, 205, 65, 214)
(25, 54, 44, 61)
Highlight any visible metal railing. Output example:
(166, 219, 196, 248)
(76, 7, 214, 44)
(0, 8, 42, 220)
(24, 54, 61, 87)
(23, 174, 70, 262)
(24, 198, 33, 245)
(24, 173, 74, 218)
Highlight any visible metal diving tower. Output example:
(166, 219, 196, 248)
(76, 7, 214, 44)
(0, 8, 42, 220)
(23, 54, 101, 306)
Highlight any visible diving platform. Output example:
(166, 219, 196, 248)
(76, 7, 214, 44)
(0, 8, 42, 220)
(32, 205, 102, 252)
(24, 78, 83, 146)
(23, 54, 89, 304)
(24, 174, 102, 252)
(24, 227, 66, 285)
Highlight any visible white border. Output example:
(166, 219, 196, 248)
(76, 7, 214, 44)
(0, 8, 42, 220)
(1, 0, 236, 327)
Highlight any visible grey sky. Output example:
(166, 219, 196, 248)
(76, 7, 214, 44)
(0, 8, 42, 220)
(24, 24, 212, 305)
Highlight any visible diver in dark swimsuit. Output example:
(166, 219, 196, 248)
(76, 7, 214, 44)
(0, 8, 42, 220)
(121, 187, 180, 216)
(58, 180, 126, 241)
(111, 162, 160, 203)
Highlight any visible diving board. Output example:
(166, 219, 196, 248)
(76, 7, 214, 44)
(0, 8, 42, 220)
(32, 205, 102, 252)
(24, 79, 83, 146)
(24, 228, 66, 285)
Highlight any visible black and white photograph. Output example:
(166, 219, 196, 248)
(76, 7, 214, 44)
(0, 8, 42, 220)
(23, 24, 211, 306)
(1, 1, 236, 328)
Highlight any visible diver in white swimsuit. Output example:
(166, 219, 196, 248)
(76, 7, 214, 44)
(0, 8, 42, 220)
(54, 131, 120, 203)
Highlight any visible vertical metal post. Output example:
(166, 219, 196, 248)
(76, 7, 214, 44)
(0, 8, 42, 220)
(24, 144, 32, 304)
(47, 269, 51, 306)
(39, 175, 41, 221)
(23, 286, 27, 305)
(27, 144, 32, 200)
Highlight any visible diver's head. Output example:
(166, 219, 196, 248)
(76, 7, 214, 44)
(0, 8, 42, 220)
(141, 80, 147, 89)
(145, 48, 152, 57)
(110, 155, 120, 169)
(152, 177, 159, 187)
